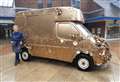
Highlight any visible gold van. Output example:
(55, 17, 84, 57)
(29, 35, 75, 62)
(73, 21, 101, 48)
(15, 7, 111, 71)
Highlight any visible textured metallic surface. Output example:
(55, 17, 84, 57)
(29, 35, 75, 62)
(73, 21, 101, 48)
(15, 7, 111, 65)
(0, 40, 119, 82)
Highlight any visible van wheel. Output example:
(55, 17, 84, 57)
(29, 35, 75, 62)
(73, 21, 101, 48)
(21, 51, 31, 61)
(75, 54, 94, 71)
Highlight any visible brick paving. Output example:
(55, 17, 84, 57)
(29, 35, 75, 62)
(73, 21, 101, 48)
(109, 40, 120, 58)
(0, 40, 120, 82)
(0, 40, 12, 55)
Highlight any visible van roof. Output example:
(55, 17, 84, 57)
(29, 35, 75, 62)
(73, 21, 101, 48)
(16, 7, 85, 23)
(17, 7, 78, 13)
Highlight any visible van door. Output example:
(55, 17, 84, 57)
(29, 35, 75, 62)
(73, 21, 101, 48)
(54, 22, 80, 62)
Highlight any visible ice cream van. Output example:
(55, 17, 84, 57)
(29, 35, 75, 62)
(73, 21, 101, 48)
(15, 7, 111, 71)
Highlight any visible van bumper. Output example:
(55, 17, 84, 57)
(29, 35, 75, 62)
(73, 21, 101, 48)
(94, 49, 112, 66)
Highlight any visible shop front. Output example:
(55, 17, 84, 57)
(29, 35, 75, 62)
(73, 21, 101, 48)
(85, 16, 120, 40)
(0, 0, 15, 40)
(0, 19, 14, 39)
(85, 21, 105, 38)
(106, 20, 120, 39)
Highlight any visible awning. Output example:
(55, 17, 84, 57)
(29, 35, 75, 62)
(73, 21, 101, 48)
(86, 16, 120, 23)
(0, 20, 14, 24)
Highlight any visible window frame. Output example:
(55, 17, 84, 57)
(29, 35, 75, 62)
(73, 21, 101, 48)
(56, 22, 79, 41)
(37, 0, 43, 8)
(47, 0, 52, 7)
(71, 0, 80, 9)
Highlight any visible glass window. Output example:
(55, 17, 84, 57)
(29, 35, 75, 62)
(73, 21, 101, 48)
(0, 0, 14, 7)
(57, 22, 79, 40)
(107, 26, 120, 39)
(76, 23, 92, 37)
(72, 0, 80, 9)
(47, 0, 52, 7)
(61, 0, 63, 6)
(37, 0, 43, 8)
(37, 0, 43, 4)
(38, 3, 43, 8)
(106, 20, 120, 39)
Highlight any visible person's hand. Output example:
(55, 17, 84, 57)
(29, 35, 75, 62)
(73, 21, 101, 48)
(20, 41, 23, 45)
(11, 41, 14, 44)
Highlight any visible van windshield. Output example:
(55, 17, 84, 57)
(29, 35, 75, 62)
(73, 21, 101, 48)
(75, 23, 92, 38)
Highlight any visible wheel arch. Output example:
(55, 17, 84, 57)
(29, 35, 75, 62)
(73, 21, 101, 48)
(72, 51, 94, 64)
(21, 46, 29, 52)
(20, 46, 31, 61)
(72, 51, 95, 71)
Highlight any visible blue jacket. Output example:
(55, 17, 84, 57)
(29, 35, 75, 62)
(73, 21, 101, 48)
(11, 32, 24, 52)
(11, 32, 23, 44)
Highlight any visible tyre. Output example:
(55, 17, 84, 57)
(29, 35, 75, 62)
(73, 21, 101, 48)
(75, 54, 94, 71)
(21, 50, 31, 61)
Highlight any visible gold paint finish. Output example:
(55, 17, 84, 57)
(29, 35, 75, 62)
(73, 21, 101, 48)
(15, 7, 111, 66)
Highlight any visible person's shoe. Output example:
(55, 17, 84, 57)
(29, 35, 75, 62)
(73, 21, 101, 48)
(18, 60, 20, 64)
(14, 62, 18, 66)
(14, 60, 20, 66)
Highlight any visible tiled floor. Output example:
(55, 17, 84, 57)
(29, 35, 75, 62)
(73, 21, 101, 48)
(0, 40, 120, 82)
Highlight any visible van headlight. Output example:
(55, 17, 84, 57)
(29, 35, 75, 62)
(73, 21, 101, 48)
(99, 50, 106, 56)
(96, 43, 102, 48)
(89, 37, 101, 47)
(90, 37, 96, 44)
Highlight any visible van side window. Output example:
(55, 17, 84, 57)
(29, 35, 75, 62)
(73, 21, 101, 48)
(57, 23, 79, 40)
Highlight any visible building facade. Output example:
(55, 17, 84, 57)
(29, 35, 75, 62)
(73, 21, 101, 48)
(0, 0, 15, 39)
(15, 0, 120, 40)
(15, 0, 80, 10)
(84, 0, 120, 40)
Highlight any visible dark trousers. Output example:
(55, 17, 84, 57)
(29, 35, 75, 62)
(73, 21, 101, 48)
(15, 52, 20, 63)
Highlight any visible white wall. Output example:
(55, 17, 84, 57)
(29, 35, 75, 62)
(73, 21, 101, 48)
(0, 7, 15, 17)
